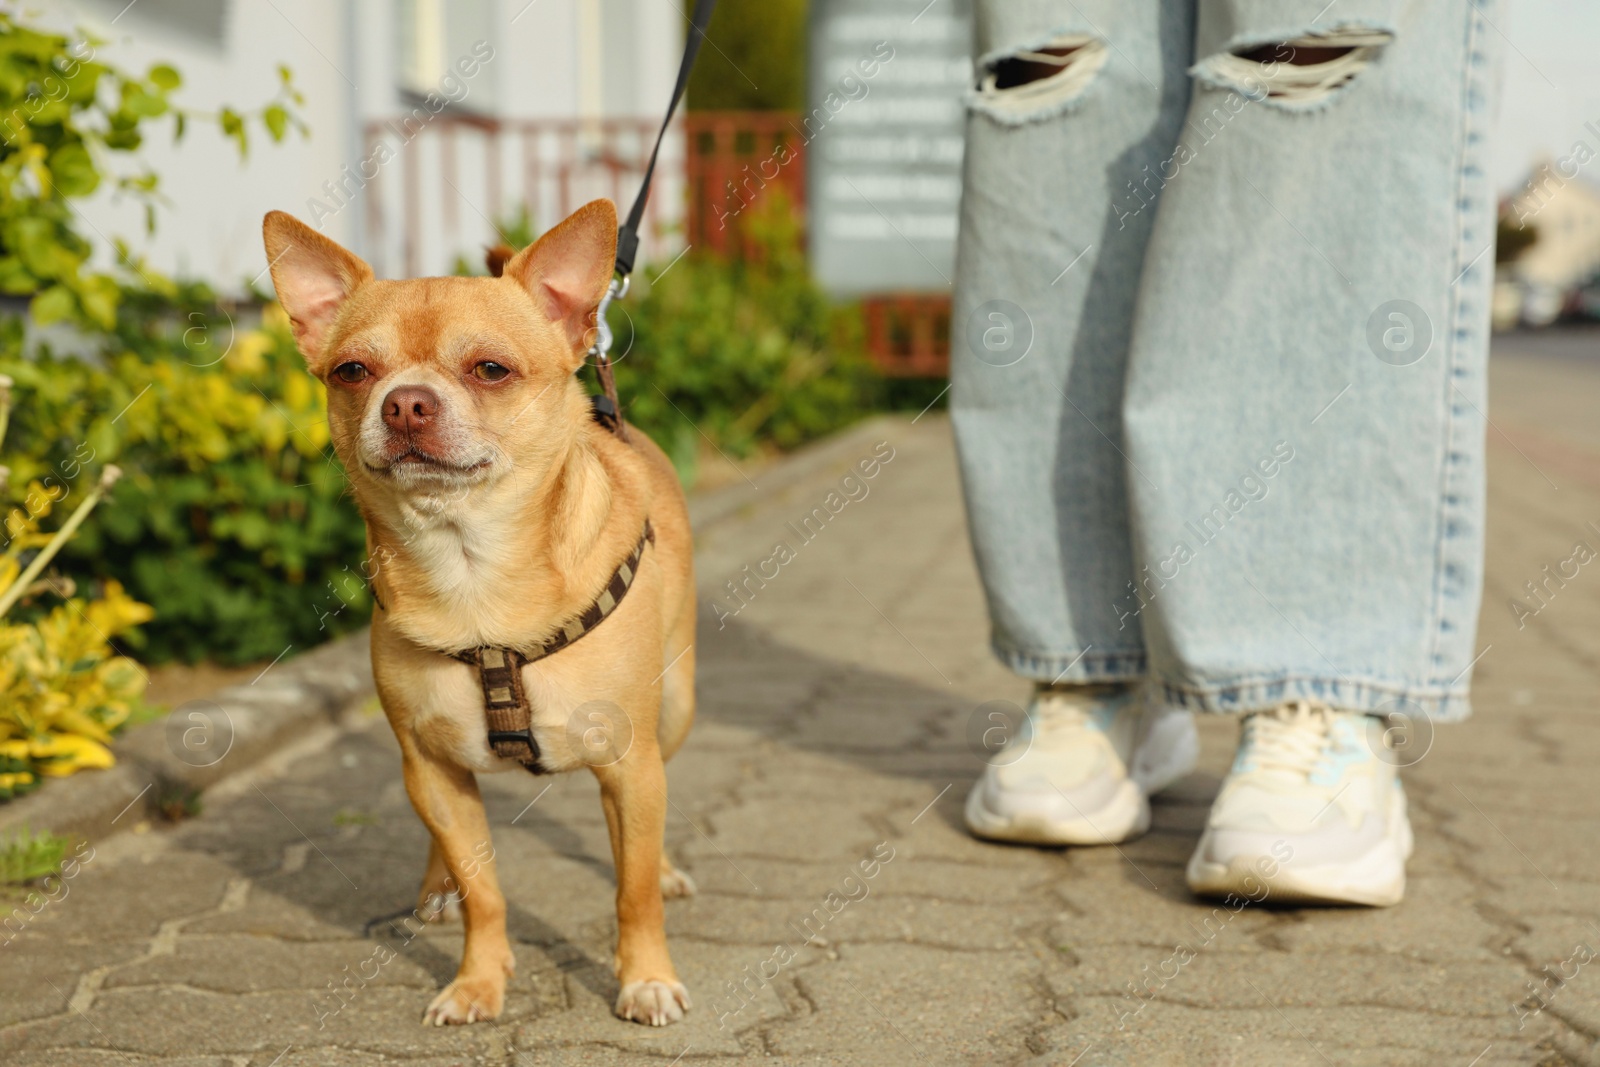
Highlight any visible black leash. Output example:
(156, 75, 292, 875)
(589, 0, 717, 437)
(615, 0, 717, 277)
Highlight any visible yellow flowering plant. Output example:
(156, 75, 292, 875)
(0, 375, 152, 797)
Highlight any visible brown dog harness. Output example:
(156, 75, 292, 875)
(372, 397, 650, 774)
(447, 518, 652, 772)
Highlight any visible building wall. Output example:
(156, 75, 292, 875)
(40, 0, 683, 293)
(1508, 168, 1600, 293)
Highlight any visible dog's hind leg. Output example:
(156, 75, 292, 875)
(655, 597, 697, 899)
(656, 598, 696, 762)
(417, 839, 462, 923)
(401, 748, 514, 1025)
(659, 852, 697, 898)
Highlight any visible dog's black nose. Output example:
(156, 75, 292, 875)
(382, 386, 440, 434)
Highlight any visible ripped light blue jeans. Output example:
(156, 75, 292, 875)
(950, 0, 1502, 720)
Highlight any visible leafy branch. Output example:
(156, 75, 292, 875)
(0, 15, 305, 327)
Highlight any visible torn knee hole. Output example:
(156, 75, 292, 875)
(1204, 28, 1392, 106)
(989, 43, 1088, 90)
(1233, 43, 1359, 67)
(973, 34, 1108, 119)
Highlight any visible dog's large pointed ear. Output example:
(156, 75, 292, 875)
(261, 211, 373, 362)
(503, 199, 617, 363)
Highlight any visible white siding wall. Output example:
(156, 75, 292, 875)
(37, 0, 683, 292)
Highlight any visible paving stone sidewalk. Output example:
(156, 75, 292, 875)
(5, 338, 1600, 1066)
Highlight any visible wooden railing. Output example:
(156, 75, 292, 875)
(862, 293, 953, 377)
(361, 115, 679, 279)
(361, 110, 950, 376)
(682, 112, 807, 258)
(683, 112, 950, 377)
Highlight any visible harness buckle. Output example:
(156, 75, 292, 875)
(487, 730, 535, 747)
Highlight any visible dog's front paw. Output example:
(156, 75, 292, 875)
(423, 974, 504, 1026)
(615, 980, 691, 1026)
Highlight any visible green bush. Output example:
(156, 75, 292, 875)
(0, 14, 301, 328)
(685, 0, 807, 112)
(1, 292, 369, 665)
(0, 13, 334, 666)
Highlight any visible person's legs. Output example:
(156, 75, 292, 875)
(1120, 0, 1502, 902)
(947, 0, 1203, 681)
(952, 1, 1198, 844)
(951, 0, 1195, 685)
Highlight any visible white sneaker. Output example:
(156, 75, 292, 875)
(1186, 702, 1414, 907)
(964, 684, 1199, 846)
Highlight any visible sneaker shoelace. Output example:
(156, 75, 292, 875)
(1237, 701, 1335, 778)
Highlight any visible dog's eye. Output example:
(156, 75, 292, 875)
(333, 362, 368, 384)
(473, 361, 510, 382)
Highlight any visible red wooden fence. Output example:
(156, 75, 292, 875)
(682, 113, 807, 258)
(861, 293, 953, 377)
(365, 110, 950, 376)
(684, 111, 950, 377)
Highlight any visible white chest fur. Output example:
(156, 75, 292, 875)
(397, 507, 525, 628)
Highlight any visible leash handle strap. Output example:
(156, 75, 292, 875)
(614, 0, 717, 277)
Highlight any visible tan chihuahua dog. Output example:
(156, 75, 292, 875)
(263, 200, 697, 1027)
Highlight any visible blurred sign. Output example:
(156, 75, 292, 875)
(806, 0, 972, 295)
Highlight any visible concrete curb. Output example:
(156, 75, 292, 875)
(686, 414, 904, 532)
(0, 630, 375, 845)
(0, 414, 911, 847)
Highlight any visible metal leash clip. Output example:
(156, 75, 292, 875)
(587, 274, 631, 440)
(588, 273, 630, 365)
